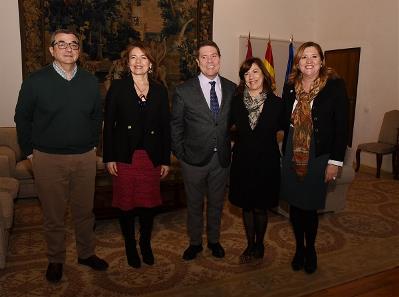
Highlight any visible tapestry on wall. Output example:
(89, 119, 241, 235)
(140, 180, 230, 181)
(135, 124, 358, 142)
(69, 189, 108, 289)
(18, 0, 214, 96)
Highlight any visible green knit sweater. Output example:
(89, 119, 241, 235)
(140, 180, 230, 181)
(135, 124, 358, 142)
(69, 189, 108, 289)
(15, 65, 103, 156)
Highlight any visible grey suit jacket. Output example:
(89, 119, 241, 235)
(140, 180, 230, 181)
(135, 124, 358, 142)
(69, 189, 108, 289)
(171, 75, 236, 167)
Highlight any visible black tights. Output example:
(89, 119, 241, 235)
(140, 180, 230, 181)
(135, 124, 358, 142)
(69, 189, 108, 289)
(242, 208, 268, 247)
(118, 208, 155, 266)
(289, 205, 318, 252)
(118, 208, 155, 243)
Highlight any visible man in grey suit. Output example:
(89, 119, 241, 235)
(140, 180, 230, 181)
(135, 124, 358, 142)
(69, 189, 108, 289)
(171, 40, 236, 260)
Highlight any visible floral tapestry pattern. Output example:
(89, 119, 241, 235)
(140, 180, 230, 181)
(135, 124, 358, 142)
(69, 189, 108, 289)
(18, 0, 214, 94)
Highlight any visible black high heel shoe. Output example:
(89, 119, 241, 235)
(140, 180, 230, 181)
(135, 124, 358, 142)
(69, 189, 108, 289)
(126, 244, 141, 268)
(291, 249, 304, 271)
(304, 247, 317, 274)
(253, 242, 264, 259)
(139, 240, 155, 265)
(239, 245, 255, 264)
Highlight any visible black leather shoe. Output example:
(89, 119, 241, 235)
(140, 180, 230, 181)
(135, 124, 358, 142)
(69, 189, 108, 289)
(291, 249, 305, 271)
(78, 255, 109, 271)
(207, 242, 225, 258)
(46, 263, 63, 283)
(182, 244, 203, 260)
(304, 247, 317, 274)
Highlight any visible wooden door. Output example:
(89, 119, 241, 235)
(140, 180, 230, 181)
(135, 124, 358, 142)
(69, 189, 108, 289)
(325, 48, 361, 147)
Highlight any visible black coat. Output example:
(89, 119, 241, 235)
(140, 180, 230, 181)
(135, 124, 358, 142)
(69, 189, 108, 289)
(103, 76, 171, 166)
(228, 91, 284, 210)
(282, 78, 348, 162)
(280, 78, 348, 210)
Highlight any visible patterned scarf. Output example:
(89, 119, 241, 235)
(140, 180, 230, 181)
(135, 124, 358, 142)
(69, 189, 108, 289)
(291, 77, 327, 178)
(243, 88, 266, 130)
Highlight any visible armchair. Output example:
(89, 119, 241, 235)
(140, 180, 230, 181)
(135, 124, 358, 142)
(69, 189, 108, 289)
(0, 145, 19, 268)
(323, 150, 355, 212)
(0, 127, 35, 198)
(277, 147, 355, 216)
(355, 110, 399, 178)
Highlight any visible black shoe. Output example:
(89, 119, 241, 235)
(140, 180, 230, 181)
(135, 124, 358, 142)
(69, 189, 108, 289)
(291, 249, 304, 271)
(253, 243, 264, 259)
(46, 263, 63, 283)
(304, 247, 317, 274)
(139, 241, 154, 265)
(239, 246, 255, 264)
(207, 242, 225, 258)
(78, 255, 109, 271)
(182, 244, 203, 260)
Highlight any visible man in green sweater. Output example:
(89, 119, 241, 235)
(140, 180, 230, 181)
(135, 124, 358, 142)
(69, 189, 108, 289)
(15, 29, 108, 283)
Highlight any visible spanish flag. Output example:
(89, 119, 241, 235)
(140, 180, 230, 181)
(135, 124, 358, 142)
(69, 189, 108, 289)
(263, 39, 276, 90)
(245, 32, 253, 60)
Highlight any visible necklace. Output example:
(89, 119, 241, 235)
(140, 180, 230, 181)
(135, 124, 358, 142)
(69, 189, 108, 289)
(134, 81, 149, 102)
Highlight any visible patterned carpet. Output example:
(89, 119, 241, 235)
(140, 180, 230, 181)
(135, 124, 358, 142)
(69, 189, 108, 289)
(1, 171, 399, 297)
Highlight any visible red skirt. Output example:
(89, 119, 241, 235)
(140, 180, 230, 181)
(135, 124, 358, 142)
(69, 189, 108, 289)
(112, 150, 162, 211)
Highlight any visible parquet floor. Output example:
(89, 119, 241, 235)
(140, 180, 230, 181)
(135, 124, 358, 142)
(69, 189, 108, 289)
(304, 266, 399, 297)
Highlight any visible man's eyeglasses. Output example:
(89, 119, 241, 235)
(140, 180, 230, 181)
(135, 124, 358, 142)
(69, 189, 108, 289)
(52, 41, 80, 50)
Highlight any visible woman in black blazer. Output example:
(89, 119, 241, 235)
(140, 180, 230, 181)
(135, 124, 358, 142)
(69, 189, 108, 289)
(103, 41, 171, 268)
(281, 41, 348, 274)
(229, 57, 284, 264)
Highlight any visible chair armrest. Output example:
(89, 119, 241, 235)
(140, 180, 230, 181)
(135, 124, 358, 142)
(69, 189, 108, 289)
(336, 165, 355, 184)
(0, 145, 16, 177)
(0, 155, 11, 177)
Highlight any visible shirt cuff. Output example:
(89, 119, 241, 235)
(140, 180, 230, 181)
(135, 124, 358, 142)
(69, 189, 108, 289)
(328, 159, 343, 167)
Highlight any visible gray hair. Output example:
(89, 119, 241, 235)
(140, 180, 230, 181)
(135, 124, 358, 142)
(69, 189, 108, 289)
(50, 29, 79, 46)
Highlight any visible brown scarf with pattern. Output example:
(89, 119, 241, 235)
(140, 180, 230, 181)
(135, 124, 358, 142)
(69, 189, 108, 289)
(291, 77, 327, 178)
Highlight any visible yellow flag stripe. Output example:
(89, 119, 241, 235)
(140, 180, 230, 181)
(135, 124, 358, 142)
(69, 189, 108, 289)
(263, 60, 275, 79)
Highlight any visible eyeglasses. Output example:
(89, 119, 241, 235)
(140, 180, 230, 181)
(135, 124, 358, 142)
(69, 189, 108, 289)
(52, 41, 80, 50)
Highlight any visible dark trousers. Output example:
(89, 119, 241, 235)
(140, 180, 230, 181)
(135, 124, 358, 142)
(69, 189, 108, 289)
(180, 153, 229, 245)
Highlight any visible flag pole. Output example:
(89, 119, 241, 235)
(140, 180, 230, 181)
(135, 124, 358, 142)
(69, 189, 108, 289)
(245, 32, 253, 60)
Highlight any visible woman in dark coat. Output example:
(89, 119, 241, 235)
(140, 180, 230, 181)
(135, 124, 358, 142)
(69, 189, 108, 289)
(229, 57, 284, 264)
(281, 41, 348, 274)
(103, 41, 171, 268)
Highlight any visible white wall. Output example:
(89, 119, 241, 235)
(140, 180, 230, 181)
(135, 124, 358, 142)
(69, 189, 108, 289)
(315, 0, 399, 171)
(214, 0, 399, 171)
(213, 0, 317, 83)
(1, 0, 398, 171)
(0, 1, 22, 127)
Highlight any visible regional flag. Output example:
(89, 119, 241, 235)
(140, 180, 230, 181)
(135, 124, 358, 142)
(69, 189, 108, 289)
(246, 33, 253, 60)
(264, 39, 276, 90)
(285, 40, 294, 82)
